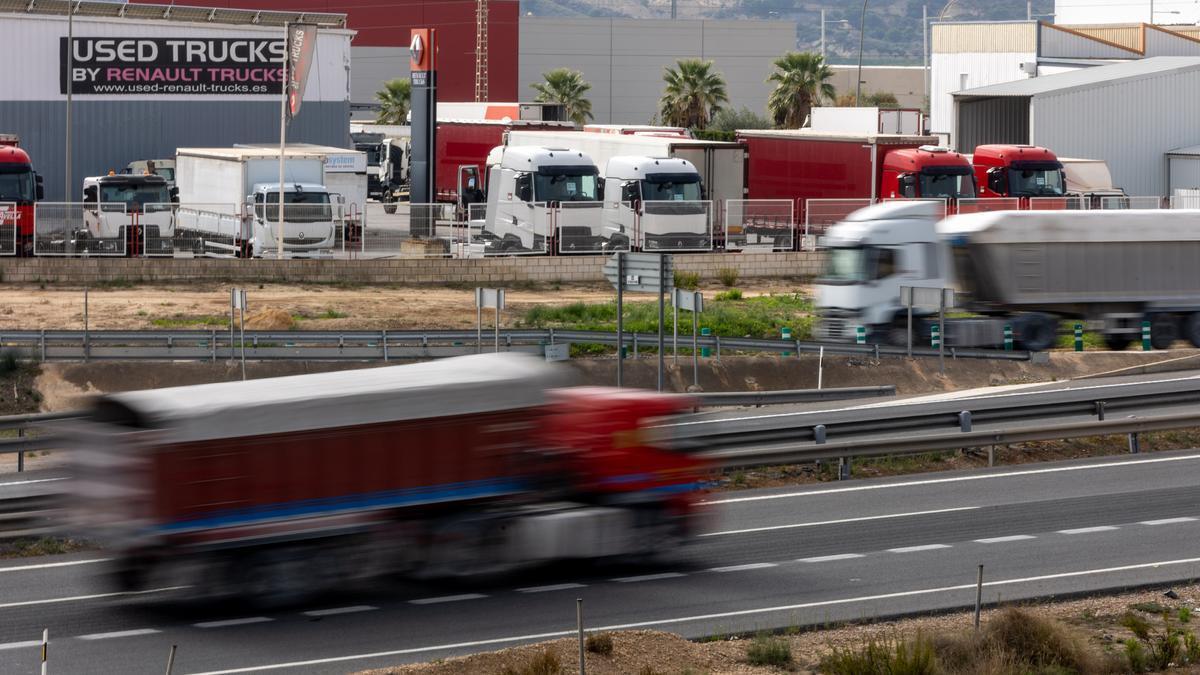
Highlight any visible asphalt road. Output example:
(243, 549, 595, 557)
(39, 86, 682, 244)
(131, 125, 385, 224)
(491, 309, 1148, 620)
(2, 448, 1200, 674)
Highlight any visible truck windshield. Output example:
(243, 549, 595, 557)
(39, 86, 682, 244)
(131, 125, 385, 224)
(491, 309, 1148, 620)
(0, 165, 35, 203)
(100, 183, 172, 211)
(356, 145, 381, 165)
(1008, 163, 1065, 197)
(641, 174, 703, 202)
(919, 168, 976, 199)
(260, 191, 332, 223)
(534, 169, 599, 203)
(822, 247, 868, 284)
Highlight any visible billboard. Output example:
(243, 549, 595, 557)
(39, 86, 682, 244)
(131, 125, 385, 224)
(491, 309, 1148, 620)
(59, 37, 286, 95)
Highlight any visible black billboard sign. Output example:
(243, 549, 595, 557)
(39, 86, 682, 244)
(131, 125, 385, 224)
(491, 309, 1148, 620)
(60, 37, 286, 95)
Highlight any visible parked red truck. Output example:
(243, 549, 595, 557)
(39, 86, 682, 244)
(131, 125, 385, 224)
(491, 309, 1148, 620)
(972, 144, 1066, 200)
(70, 354, 710, 604)
(0, 134, 44, 256)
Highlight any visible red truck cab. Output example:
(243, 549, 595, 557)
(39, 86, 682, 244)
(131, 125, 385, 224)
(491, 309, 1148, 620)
(883, 145, 977, 200)
(973, 144, 1065, 199)
(0, 134, 44, 256)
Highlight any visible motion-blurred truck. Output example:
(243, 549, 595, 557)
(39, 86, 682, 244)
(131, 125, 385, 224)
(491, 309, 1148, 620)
(174, 147, 341, 257)
(0, 134, 44, 256)
(815, 200, 1200, 350)
(69, 353, 709, 605)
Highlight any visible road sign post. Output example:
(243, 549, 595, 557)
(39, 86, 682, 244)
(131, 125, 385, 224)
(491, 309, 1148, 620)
(603, 253, 672, 389)
(658, 255, 666, 391)
(475, 288, 505, 353)
(616, 252, 624, 386)
(674, 289, 704, 388)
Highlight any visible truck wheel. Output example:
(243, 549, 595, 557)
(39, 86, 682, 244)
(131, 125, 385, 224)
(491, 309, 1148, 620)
(1151, 314, 1180, 350)
(1016, 314, 1057, 352)
(1103, 334, 1134, 351)
(383, 203, 397, 215)
(1183, 313, 1200, 348)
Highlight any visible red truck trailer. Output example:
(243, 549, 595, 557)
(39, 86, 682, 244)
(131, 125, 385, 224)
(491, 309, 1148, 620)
(69, 354, 709, 604)
(0, 134, 44, 256)
(736, 130, 976, 231)
(972, 144, 1067, 201)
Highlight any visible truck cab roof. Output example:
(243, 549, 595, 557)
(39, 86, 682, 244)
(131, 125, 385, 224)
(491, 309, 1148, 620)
(824, 199, 944, 247)
(490, 146, 597, 173)
(882, 145, 972, 173)
(0, 145, 31, 166)
(604, 156, 699, 181)
(84, 174, 169, 188)
(972, 144, 1059, 168)
(249, 182, 328, 194)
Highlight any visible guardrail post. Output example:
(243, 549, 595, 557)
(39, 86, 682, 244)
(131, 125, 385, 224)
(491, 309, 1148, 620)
(959, 410, 972, 432)
(577, 598, 586, 675)
(701, 327, 711, 358)
(17, 427, 24, 473)
(1004, 324, 1013, 351)
(1074, 324, 1083, 352)
(1095, 401, 1106, 421)
(814, 424, 826, 444)
(715, 335, 721, 361)
(974, 565, 984, 631)
(795, 339, 802, 358)
(781, 327, 792, 356)
(873, 344, 880, 360)
(633, 333, 638, 358)
(210, 329, 216, 362)
(838, 457, 851, 480)
(1142, 320, 1152, 351)
(1128, 431, 1140, 454)
(39, 329, 46, 362)
(382, 330, 389, 362)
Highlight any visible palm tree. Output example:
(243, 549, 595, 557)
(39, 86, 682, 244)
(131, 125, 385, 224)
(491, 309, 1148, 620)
(531, 68, 594, 125)
(659, 59, 729, 130)
(766, 51, 836, 129)
(375, 78, 411, 124)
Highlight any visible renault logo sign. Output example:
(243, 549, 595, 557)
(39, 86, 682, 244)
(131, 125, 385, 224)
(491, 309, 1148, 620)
(410, 34, 425, 67)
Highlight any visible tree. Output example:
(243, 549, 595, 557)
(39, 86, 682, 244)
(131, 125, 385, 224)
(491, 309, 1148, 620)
(531, 68, 594, 125)
(835, 90, 901, 108)
(659, 59, 729, 130)
(765, 51, 835, 129)
(709, 106, 773, 132)
(375, 78, 411, 124)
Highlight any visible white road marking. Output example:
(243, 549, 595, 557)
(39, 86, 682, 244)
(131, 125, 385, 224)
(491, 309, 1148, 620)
(0, 586, 186, 610)
(409, 594, 487, 605)
(1058, 526, 1118, 535)
(77, 628, 161, 641)
(798, 553, 865, 563)
(195, 617, 274, 629)
(888, 544, 951, 553)
(516, 583, 587, 594)
(302, 606, 378, 617)
(0, 558, 110, 573)
(701, 506, 980, 537)
(0, 640, 42, 651)
(185, 555, 1200, 674)
(708, 563, 777, 573)
(975, 535, 1036, 544)
(1141, 517, 1198, 526)
(0, 477, 68, 488)
(703, 452, 1200, 505)
(612, 572, 686, 583)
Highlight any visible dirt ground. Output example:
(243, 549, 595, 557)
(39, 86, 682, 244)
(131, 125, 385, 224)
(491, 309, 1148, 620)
(0, 280, 806, 331)
(359, 584, 1200, 674)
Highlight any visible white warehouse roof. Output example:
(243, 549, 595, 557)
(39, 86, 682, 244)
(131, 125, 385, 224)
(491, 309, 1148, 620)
(954, 56, 1200, 98)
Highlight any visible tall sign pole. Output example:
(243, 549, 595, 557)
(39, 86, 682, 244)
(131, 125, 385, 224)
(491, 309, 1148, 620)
(409, 29, 437, 238)
(280, 23, 318, 259)
(65, 1, 74, 201)
(278, 22, 289, 260)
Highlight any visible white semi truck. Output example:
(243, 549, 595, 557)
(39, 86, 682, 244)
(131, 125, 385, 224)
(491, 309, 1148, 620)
(175, 147, 341, 258)
(78, 173, 176, 255)
(815, 201, 1200, 351)
(601, 155, 711, 251)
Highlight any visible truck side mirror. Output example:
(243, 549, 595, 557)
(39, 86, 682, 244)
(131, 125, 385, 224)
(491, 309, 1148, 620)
(515, 174, 533, 202)
(35, 174, 44, 201)
(898, 174, 917, 198)
(169, 186, 179, 203)
(987, 167, 1007, 194)
(83, 185, 97, 203)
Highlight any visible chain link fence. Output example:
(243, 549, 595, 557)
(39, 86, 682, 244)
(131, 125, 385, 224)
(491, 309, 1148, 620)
(0, 203, 16, 256)
(34, 202, 127, 256)
(556, 201, 625, 254)
(1026, 196, 1088, 211)
(724, 199, 794, 251)
(803, 199, 874, 246)
(956, 197, 1020, 214)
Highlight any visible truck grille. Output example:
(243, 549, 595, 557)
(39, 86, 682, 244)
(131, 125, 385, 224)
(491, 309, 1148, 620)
(821, 318, 851, 340)
(283, 236, 326, 246)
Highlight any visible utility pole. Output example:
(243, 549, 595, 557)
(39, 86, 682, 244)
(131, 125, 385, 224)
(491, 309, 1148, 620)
(856, 0, 869, 106)
(474, 0, 488, 101)
(65, 0, 74, 202)
(922, 4, 928, 106)
(1027, 0, 1032, 20)
(671, 0, 677, 19)
(821, 8, 826, 59)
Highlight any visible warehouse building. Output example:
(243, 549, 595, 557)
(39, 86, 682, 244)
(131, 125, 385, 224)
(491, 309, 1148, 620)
(0, 1, 353, 202)
(952, 57, 1200, 196)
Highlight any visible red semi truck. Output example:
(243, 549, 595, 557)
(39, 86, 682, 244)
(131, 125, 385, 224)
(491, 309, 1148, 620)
(69, 354, 710, 604)
(736, 130, 976, 230)
(0, 134, 44, 256)
(972, 144, 1067, 200)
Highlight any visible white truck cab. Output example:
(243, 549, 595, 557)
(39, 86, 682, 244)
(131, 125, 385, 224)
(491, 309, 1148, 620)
(81, 174, 176, 255)
(245, 182, 337, 257)
(814, 200, 950, 342)
(602, 156, 710, 251)
(476, 145, 600, 253)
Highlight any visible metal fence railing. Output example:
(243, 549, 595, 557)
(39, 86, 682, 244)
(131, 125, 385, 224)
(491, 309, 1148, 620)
(34, 202, 128, 256)
(0, 202, 17, 256)
(639, 199, 713, 252)
(1172, 190, 1200, 210)
(803, 198, 873, 245)
(355, 202, 457, 259)
(556, 201, 616, 254)
(1026, 196, 1088, 211)
(725, 199, 793, 252)
(956, 197, 1020, 214)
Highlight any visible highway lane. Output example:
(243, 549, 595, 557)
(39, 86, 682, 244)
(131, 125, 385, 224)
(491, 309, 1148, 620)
(1, 449, 1199, 673)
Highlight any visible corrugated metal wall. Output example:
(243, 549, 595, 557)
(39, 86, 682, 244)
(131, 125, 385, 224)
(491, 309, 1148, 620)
(1060, 25, 1143, 52)
(1031, 66, 1200, 195)
(1144, 28, 1200, 57)
(519, 18, 795, 124)
(4, 101, 349, 201)
(956, 97, 1031, 151)
(930, 52, 1033, 139)
(1169, 155, 1200, 191)
(931, 23, 1037, 54)
(1040, 24, 1140, 59)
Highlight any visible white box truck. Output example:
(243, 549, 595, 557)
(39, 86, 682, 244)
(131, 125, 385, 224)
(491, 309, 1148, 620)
(175, 147, 342, 258)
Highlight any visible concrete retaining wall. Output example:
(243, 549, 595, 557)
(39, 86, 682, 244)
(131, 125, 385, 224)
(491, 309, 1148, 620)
(0, 253, 826, 285)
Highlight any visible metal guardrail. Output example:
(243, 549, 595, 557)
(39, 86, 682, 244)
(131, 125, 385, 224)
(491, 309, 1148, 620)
(693, 386, 895, 407)
(0, 328, 1032, 362)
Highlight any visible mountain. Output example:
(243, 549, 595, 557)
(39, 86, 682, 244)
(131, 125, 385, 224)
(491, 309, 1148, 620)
(519, 0, 1056, 65)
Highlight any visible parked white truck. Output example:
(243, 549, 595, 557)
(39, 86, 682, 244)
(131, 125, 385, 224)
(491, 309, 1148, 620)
(601, 156, 711, 251)
(815, 200, 1200, 351)
(175, 147, 341, 257)
(77, 173, 176, 255)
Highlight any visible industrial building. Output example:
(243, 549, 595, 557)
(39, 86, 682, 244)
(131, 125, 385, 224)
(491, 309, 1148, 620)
(1055, 0, 1200, 25)
(0, 0, 353, 201)
(952, 57, 1200, 197)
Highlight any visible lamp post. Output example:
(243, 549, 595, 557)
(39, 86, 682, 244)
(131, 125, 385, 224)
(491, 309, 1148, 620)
(820, 10, 850, 60)
(855, 0, 869, 105)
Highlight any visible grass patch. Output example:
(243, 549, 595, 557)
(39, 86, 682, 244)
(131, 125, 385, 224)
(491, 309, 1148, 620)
(1054, 321, 1106, 350)
(745, 633, 792, 667)
(718, 267, 739, 287)
(1130, 601, 1168, 615)
(293, 309, 349, 321)
(585, 632, 613, 656)
(1, 537, 89, 559)
(151, 314, 228, 328)
(715, 288, 743, 301)
(520, 292, 814, 340)
(822, 634, 936, 674)
(673, 270, 700, 290)
(500, 649, 562, 675)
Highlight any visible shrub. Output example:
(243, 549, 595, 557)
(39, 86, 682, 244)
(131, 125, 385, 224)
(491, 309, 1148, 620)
(746, 633, 792, 667)
(1130, 601, 1168, 615)
(821, 635, 936, 674)
(1180, 606, 1193, 624)
(715, 289, 743, 301)
(585, 632, 613, 656)
(500, 649, 561, 675)
(985, 607, 1101, 673)
(673, 270, 700, 290)
(1126, 637, 1148, 672)
(717, 267, 739, 287)
(1185, 630, 1200, 663)
(1122, 612, 1153, 641)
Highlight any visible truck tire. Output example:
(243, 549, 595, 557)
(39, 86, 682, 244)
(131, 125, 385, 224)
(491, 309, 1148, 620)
(1103, 334, 1134, 351)
(383, 203, 397, 215)
(1151, 314, 1180, 350)
(1184, 313, 1200, 348)
(1016, 314, 1057, 352)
